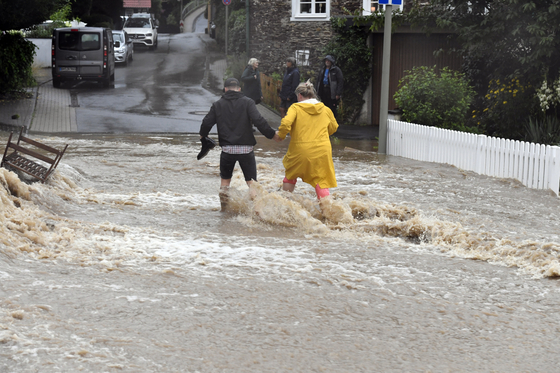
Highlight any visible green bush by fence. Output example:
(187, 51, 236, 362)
(394, 66, 477, 133)
(0, 33, 36, 97)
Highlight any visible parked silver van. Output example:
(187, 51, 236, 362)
(51, 27, 115, 88)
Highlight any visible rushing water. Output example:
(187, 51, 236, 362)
(1, 133, 560, 372)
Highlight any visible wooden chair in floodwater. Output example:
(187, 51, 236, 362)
(1, 127, 68, 183)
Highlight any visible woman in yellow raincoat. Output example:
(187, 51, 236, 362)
(275, 81, 339, 199)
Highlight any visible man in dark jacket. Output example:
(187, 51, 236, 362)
(279, 57, 300, 118)
(315, 55, 344, 118)
(199, 78, 279, 210)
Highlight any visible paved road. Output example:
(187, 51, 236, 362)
(71, 33, 220, 133)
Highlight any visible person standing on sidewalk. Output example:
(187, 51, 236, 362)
(315, 55, 344, 119)
(199, 78, 279, 211)
(240, 58, 263, 104)
(279, 57, 300, 118)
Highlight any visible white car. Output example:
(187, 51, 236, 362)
(112, 30, 133, 65)
(123, 13, 158, 50)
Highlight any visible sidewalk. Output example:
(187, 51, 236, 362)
(0, 67, 77, 134)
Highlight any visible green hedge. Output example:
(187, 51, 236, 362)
(0, 33, 36, 96)
(394, 66, 478, 133)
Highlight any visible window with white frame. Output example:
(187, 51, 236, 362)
(295, 50, 310, 66)
(362, 0, 404, 15)
(291, 0, 330, 21)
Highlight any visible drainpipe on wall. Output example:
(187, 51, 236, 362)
(246, 0, 250, 56)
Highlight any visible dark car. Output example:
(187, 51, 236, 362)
(112, 30, 133, 65)
(51, 27, 115, 88)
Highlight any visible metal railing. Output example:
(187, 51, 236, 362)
(182, 0, 206, 21)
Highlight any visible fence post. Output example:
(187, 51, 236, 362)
(537, 144, 546, 189)
(548, 146, 560, 196)
(513, 140, 521, 181)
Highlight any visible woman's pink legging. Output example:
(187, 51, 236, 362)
(283, 177, 330, 199)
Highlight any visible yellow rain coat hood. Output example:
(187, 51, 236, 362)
(277, 100, 339, 189)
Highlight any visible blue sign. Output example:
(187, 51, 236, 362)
(379, 0, 402, 4)
(223, 0, 231, 5)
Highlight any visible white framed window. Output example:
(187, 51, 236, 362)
(291, 0, 330, 21)
(362, 0, 404, 15)
(295, 50, 310, 66)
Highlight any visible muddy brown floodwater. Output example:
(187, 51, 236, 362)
(1, 133, 559, 372)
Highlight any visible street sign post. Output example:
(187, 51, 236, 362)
(377, 4, 395, 154)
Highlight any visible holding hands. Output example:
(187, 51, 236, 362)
(273, 131, 283, 142)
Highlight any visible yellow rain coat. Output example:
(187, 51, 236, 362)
(277, 99, 339, 189)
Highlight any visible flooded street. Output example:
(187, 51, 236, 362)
(1, 133, 560, 372)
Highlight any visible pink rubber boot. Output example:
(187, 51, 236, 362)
(315, 184, 330, 199)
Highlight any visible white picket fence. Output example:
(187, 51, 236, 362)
(387, 119, 560, 196)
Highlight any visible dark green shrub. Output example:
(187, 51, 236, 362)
(225, 52, 248, 81)
(81, 14, 113, 29)
(473, 78, 539, 139)
(25, 21, 66, 38)
(323, 18, 372, 124)
(227, 9, 246, 55)
(0, 33, 36, 96)
(394, 66, 477, 132)
(524, 116, 560, 145)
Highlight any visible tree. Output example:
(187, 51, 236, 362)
(0, 0, 66, 31)
(324, 18, 372, 124)
(411, 0, 560, 85)
(409, 0, 560, 138)
(70, 0, 123, 28)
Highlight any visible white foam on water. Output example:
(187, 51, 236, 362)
(1, 137, 559, 282)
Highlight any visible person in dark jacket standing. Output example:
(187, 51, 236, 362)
(240, 58, 263, 104)
(315, 55, 344, 118)
(200, 78, 279, 211)
(279, 57, 300, 118)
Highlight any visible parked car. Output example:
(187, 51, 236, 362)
(112, 30, 133, 65)
(51, 27, 115, 88)
(123, 13, 158, 50)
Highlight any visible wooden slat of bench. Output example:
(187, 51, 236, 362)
(4, 153, 48, 180)
(7, 143, 56, 164)
(19, 135, 63, 155)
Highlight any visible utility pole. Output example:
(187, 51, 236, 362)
(377, 0, 401, 154)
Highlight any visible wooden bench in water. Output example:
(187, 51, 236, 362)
(1, 127, 68, 183)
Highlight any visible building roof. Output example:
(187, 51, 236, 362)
(123, 0, 151, 8)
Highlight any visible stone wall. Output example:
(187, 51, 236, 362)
(250, 0, 361, 81)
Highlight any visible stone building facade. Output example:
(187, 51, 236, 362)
(249, 0, 363, 80)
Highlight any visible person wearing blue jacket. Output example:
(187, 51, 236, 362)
(315, 55, 344, 118)
(279, 57, 300, 118)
